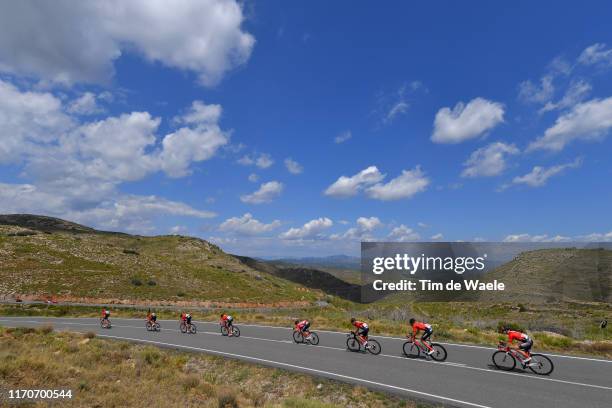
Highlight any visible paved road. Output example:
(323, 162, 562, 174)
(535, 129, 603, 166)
(1, 316, 610, 408)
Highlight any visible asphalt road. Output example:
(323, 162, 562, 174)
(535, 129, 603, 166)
(0, 316, 610, 408)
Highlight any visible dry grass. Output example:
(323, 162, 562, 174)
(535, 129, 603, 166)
(0, 326, 431, 408)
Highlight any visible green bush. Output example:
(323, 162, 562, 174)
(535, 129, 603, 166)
(497, 321, 525, 333)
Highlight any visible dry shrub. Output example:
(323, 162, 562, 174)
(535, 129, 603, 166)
(217, 388, 239, 408)
(84, 331, 96, 339)
(39, 325, 54, 334)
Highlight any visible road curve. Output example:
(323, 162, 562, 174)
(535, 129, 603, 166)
(1, 316, 610, 408)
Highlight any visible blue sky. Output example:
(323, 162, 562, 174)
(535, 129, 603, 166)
(0, 1, 611, 256)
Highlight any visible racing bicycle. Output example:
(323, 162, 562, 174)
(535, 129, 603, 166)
(180, 321, 197, 334)
(403, 337, 447, 361)
(492, 342, 554, 375)
(293, 329, 320, 345)
(145, 320, 161, 332)
(220, 323, 240, 337)
(346, 332, 382, 355)
(100, 318, 111, 329)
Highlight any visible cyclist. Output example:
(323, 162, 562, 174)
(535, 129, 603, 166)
(101, 307, 111, 323)
(148, 312, 157, 323)
(350, 318, 370, 348)
(409, 318, 434, 355)
(220, 313, 234, 336)
(500, 326, 532, 362)
(294, 319, 312, 340)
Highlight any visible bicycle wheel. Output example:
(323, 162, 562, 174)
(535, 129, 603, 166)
(403, 341, 420, 358)
(293, 331, 304, 343)
(307, 332, 320, 345)
(189, 323, 197, 334)
(492, 351, 516, 371)
(232, 327, 240, 337)
(220, 326, 229, 336)
(527, 354, 554, 375)
(154, 322, 161, 332)
(429, 343, 447, 362)
(180, 322, 187, 333)
(367, 339, 382, 355)
(346, 337, 360, 352)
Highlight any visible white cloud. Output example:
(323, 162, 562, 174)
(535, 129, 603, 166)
(518, 76, 555, 104)
(430, 233, 444, 240)
(540, 80, 591, 113)
(417, 222, 429, 228)
(324, 166, 384, 198)
(431, 98, 504, 144)
(248, 173, 259, 183)
(387, 225, 420, 242)
(461, 142, 519, 178)
(577, 231, 612, 242)
(578, 43, 612, 67)
(240, 181, 283, 204)
(0, 80, 224, 234)
(279, 217, 333, 240)
(169, 225, 188, 235)
(237, 153, 274, 169)
(0, 0, 255, 86)
(67, 92, 104, 115)
(284, 158, 303, 174)
(511, 158, 582, 188)
(528, 97, 612, 151)
(334, 130, 352, 144)
(219, 213, 281, 235)
(385, 101, 409, 124)
(332, 216, 383, 241)
(365, 166, 429, 201)
(503, 234, 570, 243)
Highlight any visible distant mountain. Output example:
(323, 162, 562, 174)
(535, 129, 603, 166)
(269, 255, 361, 271)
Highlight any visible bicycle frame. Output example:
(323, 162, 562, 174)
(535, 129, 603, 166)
(499, 346, 530, 365)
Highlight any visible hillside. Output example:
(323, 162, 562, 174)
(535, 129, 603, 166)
(0, 215, 319, 306)
(480, 247, 612, 304)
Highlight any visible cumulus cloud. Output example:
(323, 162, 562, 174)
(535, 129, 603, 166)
(237, 153, 274, 169)
(334, 131, 352, 144)
(324, 166, 384, 198)
(240, 181, 283, 204)
(0, 80, 223, 233)
(461, 142, 520, 178)
(511, 158, 582, 188)
(503, 234, 571, 243)
(67, 92, 104, 115)
(219, 213, 281, 235)
(430, 233, 444, 240)
(279, 217, 333, 240)
(528, 97, 612, 151)
(431, 98, 504, 144)
(331, 216, 382, 241)
(0, 0, 255, 86)
(284, 158, 303, 174)
(248, 173, 259, 182)
(387, 225, 420, 242)
(365, 166, 429, 201)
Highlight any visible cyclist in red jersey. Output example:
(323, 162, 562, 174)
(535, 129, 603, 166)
(350, 317, 370, 348)
(409, 318, 434, 355)
(101, 308, 110, 321)
(294, 319, 312, 340)
(220, 313, 235, 336)
(500, 326, 532, 362)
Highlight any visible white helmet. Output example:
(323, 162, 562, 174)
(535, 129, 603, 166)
(151, 313, 156, 317)
(186, 313, 191, 318)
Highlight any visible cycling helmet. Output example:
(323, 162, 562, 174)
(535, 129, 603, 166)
(409, 318, 415, 325)
(151, 313, 156, 317)
(294, 320, 299, 325)
(350, 317, 356, 323)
